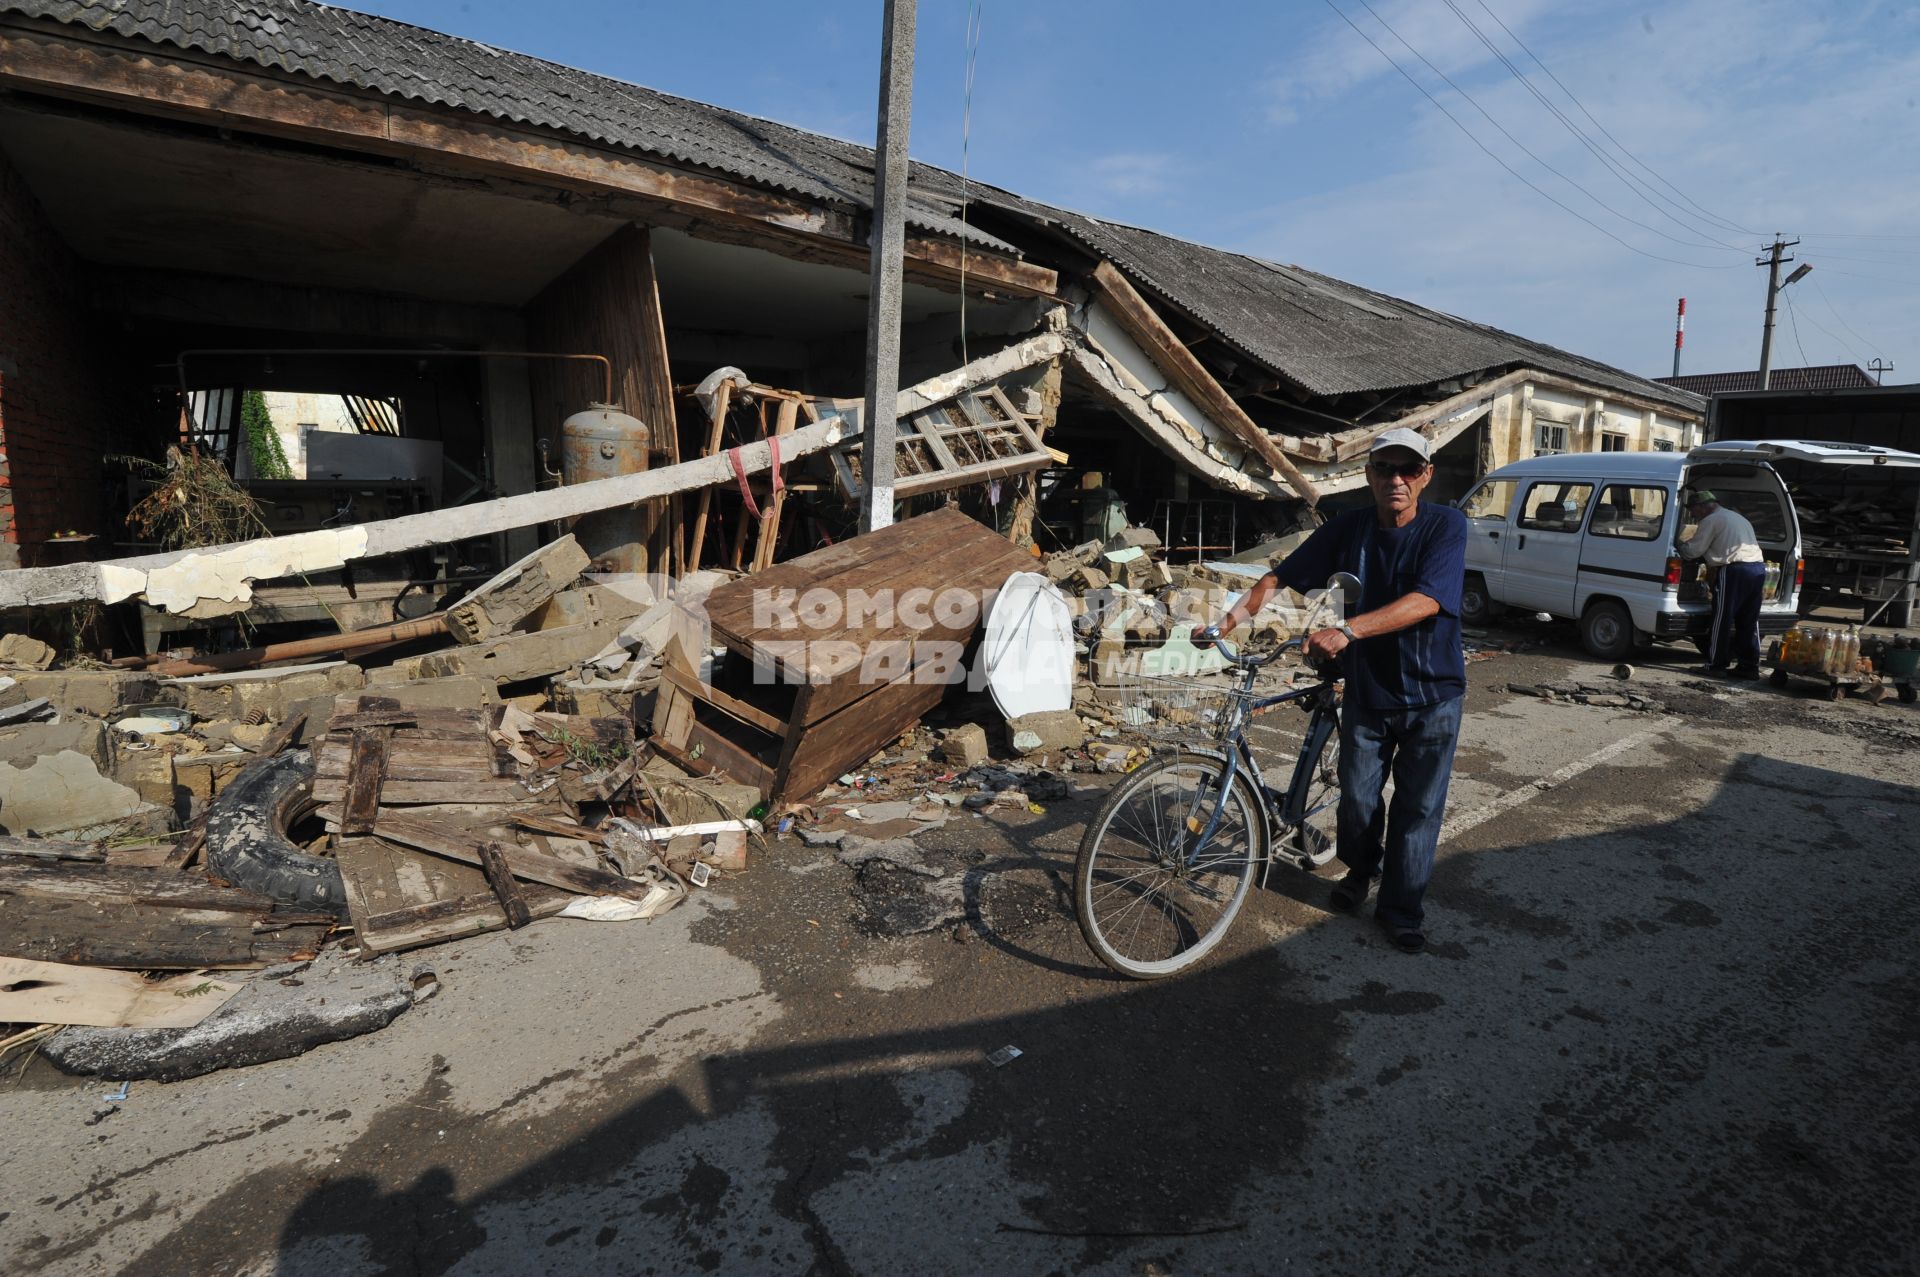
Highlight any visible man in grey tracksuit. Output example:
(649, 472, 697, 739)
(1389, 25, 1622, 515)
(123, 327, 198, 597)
(1678, 489, 1766, 679)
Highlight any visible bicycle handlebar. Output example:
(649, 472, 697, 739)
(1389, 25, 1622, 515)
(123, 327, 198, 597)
(1198, 629, 1327, 672)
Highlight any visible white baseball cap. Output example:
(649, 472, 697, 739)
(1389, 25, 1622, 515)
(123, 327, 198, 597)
(1369, 427, 1432, 462)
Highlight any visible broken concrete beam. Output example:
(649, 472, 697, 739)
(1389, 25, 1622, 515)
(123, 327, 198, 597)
(0, 335, 1094, 616)
(938, 723, 990, 768)
(447, 534, 591, 644)
(0, 749, 145, 836)
(1008, 709, 1087, 756)
(530, 583, 653, 633)
(368, 619, 623, 686)
(0, 632, 56, 669)
(40, 949, 423, 1083)
(1071, 565, 1110, 593)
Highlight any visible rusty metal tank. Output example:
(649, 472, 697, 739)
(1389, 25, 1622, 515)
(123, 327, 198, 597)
(560, 403, 654, 575)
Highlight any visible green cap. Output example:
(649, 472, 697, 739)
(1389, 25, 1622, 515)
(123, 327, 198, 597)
(1688, 489, 1716, 505)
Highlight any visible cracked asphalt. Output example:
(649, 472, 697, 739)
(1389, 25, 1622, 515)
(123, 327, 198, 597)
(3, 621, 1917, 1276)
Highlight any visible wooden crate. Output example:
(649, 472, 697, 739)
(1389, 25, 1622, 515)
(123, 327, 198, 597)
(651, 508, 1033, 803)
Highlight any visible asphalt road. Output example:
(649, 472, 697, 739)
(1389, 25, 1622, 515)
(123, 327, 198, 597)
(5, 625, 1918, 1276)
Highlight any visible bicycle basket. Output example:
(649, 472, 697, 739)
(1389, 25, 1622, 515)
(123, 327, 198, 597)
(1109, 670, 1253, 743)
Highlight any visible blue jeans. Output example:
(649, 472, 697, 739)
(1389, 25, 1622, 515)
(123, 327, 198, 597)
(1336, 696, 1463, 930)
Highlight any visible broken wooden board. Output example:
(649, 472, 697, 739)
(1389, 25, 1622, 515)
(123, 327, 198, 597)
(340, 726, 393, 836)
(375, 815, 657, 902)
(0, 956, 244, 1029)
(0, 835, 105, 863)
(336, 836, 570, 956)
(0, 862, 332, 969)
(447, 534, 591, 644)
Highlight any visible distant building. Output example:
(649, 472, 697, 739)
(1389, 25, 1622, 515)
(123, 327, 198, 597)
(1657, 365, 1877, 397)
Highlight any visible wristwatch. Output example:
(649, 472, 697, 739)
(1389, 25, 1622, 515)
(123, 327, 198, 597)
(1338, 624, 1360, 643)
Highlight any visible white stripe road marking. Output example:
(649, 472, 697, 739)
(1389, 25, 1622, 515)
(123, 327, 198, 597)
(1439, 727, 1664, 845)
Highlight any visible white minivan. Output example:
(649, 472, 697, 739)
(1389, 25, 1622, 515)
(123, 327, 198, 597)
(1456, 444, 1803, 660)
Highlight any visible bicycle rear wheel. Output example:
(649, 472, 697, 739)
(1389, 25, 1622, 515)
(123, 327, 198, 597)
(1275, 721, 1340, 869)
(1075, 752, 1264, 979)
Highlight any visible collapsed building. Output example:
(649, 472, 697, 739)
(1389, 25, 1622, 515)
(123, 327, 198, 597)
(0, 0, 1705, 619)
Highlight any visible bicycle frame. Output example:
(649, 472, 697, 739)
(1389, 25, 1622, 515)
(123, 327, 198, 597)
(1185, 666, 1341, 872)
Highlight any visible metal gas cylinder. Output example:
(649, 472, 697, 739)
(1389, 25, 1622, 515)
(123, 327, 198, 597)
(559, 403, 654, 574)
(560, 403, 651, 486)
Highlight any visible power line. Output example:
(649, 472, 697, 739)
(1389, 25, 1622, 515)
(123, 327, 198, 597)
(1323, 0, 1739, 270)
(1782, 290, 1813, 368)
(1467, 0, 1760, 239)
(1350, 0, 1738, 257)
(1440, 0, 1747, 252)
(1808, 277, 1886, 362)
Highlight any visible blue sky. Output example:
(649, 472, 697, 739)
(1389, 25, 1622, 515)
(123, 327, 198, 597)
(360, 1, 1920, 384)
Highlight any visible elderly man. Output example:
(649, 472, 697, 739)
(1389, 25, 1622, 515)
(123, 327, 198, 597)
(1194, 427, 1468, 954)
(1679, 488, 1766, 679)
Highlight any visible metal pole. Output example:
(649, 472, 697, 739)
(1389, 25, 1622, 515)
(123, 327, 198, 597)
(860, 0, 917, 534)
(1756, 237, 1796, 391)
(1672, 297, 1685, 379)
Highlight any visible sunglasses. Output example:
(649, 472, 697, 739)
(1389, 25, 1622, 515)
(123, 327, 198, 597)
(1368, 459, 1428, 478)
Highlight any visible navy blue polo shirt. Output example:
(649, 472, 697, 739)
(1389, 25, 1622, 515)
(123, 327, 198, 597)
(1271, 502, 1468, 710)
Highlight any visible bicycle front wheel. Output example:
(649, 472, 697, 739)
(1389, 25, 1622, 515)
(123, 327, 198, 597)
(1276, 718, 1341, 868)
(1075, 752, 1264, 979)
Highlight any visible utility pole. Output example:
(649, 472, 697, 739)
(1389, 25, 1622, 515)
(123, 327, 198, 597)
(859, 0, 916, 534)
(1672, 297, 1685, 379)
(1868, 358, 1895, 385)
(1755, 236, 1799, 391)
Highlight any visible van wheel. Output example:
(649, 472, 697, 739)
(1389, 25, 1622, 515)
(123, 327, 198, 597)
(1580, 600, 1636, 662)
(1461, 573, 1498, 627)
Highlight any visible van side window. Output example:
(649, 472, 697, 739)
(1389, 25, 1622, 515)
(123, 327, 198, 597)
(1461, 479, 1516, 521)
(1517, 482, 1594, 532)
(1587, 484, 1668, 540)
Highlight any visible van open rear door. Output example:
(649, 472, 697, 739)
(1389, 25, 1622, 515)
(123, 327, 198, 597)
(1693, 440, 1920, 469)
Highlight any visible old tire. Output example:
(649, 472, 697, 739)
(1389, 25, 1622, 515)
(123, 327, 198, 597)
(1580, 600, 1636, 662)
(204, 749, 347, 920)
(1460, 573, 1496, 627)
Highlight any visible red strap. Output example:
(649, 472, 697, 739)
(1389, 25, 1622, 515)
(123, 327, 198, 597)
(728, 438, 783, 520)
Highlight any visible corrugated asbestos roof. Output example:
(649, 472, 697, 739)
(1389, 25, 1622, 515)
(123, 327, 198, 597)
(2, 0, 1703, 416)
(1657, 365, 1878, 396)
(0, 0, 1015, 252)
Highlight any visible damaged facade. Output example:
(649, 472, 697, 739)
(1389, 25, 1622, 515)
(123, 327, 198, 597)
(0, 0, 1704, 603)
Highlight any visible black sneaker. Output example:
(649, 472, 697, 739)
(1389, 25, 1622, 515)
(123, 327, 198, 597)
(1329, 869, 1375, 913)
(1731, 666, 1761, 681)
(1374, 913, 1426, 954)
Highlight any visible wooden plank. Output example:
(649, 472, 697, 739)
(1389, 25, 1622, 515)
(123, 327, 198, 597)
(477, 842, 533, 929)
(447, 534, 590, 643)
(375, 815, 661, 901)
(777, 671, 947, 803)
(753, 398, 802, 573)
(255, 711, 309, 757)
(315, 736, 501, 781)
(312, 777, 530, 805)
(356, 888, 573, 955)
(0, 957, 245, 1030)
(1088, 260, 1319, 505)
(511, 812, 610, 845)
(657, 661, 787, 737)
(340, 726, 392, 836)
(0, 835, 103, 863)
(686, 378, 734, 572)
(0, 863, 329, 969)
(682, 720, 777, 793)
(161, 822, 205, 872)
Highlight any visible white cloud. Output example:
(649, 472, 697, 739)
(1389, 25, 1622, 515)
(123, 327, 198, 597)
(1237, 0, 1920, 377)
(1082, 151, 1179, 198)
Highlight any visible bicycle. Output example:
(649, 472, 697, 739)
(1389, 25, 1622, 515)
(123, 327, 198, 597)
(1073, 575, 1354, 979)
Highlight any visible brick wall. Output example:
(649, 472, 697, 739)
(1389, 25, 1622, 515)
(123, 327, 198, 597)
(0, 145, 122, 568)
